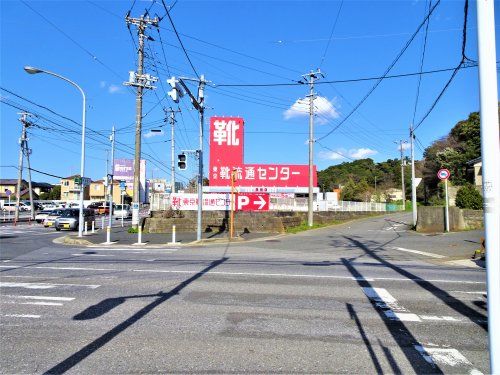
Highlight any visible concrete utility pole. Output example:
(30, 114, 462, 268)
(410, 126, 417, 226)
(476, 1, 500, 372)
(173, 75, 208, 241)
(395, 139, 408, 209)
(106, 126, 115, 244)
(124, 13, 159, 228)
(165, 107, 181, 193)
(302, 69, 324, 227)
(14, 113, 31, 223)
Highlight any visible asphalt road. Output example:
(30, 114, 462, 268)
(0, 213, 488, 374)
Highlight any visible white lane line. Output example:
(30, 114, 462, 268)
(450, 291, 486, 295)
(2, 295, 75, 301)
(391, 247, 445, 259)
(414, 345, 484, 374)
(71, 254, 115, 257)
(1, 301, 63, 306)
(2, 314, 40, 319)
(0, 282, 100, 289)
(0, 265, 485, 284)
(420, 315, 462, 322)
(85, 247, 179, 251)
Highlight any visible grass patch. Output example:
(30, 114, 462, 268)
(127, 227, 138, 234)
(286, 220, 343, 234)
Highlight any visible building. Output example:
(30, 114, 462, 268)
(32, 182, 54, 196)
(60, 175, 90, 201)
(384, 188, 403, 202)
(0, 179, 40, 200)
(467, 156, 482, 191)
(90, 180, 128, 204)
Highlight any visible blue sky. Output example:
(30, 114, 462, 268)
(1, 0, 498, 187)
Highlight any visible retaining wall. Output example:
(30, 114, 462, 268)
(144, 210, 381, 234)
(416, 206, 483, 233)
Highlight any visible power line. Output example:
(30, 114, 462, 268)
(315, 0, 442, 142)
(160, 0, 200, 79)
(319, 0, 344, 69)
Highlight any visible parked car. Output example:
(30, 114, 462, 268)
(113, 204, 131, 219)
(97, 203, 115, 215)
(42, 203, 57, 210)
(43, 209, 64, 228)
(87, 202, 102, 214)
(35, 210, 53, 223)
(55, 208, 95, 231)
(2, 202, 30, 212)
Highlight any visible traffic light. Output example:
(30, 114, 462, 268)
(167, 76, 184, 103)
(177, 153, 187, 170)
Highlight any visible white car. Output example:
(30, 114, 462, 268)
(113, 204, 132, 219)
(35, 210, 53, 223)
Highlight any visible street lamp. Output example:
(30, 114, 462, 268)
(24, 66, 87, 238)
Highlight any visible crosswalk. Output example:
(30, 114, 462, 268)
(0, 280, 100, 321)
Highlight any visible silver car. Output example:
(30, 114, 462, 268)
(113, 204, 132, 219)
(55, 209, 95, 231)
(43, 209, 65, 228)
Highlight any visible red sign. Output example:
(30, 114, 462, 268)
(437, 168, 451, 180)
(209, 117, 317, 188)
(236, 193, 269, 211)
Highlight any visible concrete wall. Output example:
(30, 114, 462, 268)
(144, 210, 381, 234)
(416, 206, 483, 233)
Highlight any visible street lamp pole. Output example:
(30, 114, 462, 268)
(24, 66, 87, 237)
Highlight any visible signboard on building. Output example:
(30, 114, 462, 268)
(209, 117, 317, 190)
(113, 159, 147, 202)
(170, 193, 269, 211)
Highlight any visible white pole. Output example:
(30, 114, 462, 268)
(106, 225, 111, 243)
(84, 221, 88, 236)
(410, 126, 417, 227)
(107, 126, 115, 243)
(172, 224, 176, 244)
(477, 1, 500, 372)
(101, 215, 105, 230)
(138, 224, 142, 245)
(92, 220, 95, 234)
(444, 179, 449, 232)
(121, 192, 124, 228)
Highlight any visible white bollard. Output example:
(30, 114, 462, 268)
(92, 220, 95, 234)
(84, 222, 88, 236)
(106, 225, 111, 244)
(138, 224, 142, 245)
(172, 225, 176, 243)
(101, 216, 105, 230)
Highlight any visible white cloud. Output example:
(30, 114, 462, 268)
(108, 84, 124, 94)
(318, 147, 378, 161)
(349, 148, 378, 159)
(284, 96, 339, 124)
(144, 130, 163, 138)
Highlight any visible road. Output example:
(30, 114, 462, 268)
(0, 213, 488, 374)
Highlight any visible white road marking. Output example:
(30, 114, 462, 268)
(2, 314, 40, 319)
(71, 254, 115, 257)
(86, 246, 179, 251)
(1, 301, 63, 306)
(391, 247, 445, 259)
(414, 345, 483, 374)
(0, 282, 100, 289)
(362, 287, 422, 322)
(2, 295, 75, 301)
(0, 265, 485, 284)
(420, 315, 462, 322)
(450, 291, 486, 295)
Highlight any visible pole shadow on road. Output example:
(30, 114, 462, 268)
(342, 236, 487, 331)
(42, 256, 229, 375)
(342, 258, 441, 374)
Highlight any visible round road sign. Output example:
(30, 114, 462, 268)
(437, 168, 451, 180)
(4, 189, 12, 197)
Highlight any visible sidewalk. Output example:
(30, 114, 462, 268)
(59, 225, 277, 247)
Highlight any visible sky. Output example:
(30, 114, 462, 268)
(1, 0, 498, 187)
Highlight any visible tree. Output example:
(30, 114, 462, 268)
(455, 185, 483, 210)
(40, 185, 61, 200)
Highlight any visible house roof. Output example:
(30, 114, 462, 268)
(62, 174, 81, 180)
(0, 179, 27, 185)
(466, 156, 482, 166)
(31, 182, 54, 188)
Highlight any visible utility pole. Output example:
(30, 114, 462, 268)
(302, 69, 324, 227)
(23, 120, 35, 221)
(476, 0, 500, 372)
(170, 75, 208, 241)
(165, 107, 181, 193)
(395, 139, 408, 209)
(15, 113, 35, 223)
(124, 13, 159, 228)
(410, 126, 417, 227)
(106, 126, 115, 244)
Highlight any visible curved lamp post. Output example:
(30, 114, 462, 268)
(24, 66, 87, 238)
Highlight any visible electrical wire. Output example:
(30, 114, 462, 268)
(319, 0, 344, 69)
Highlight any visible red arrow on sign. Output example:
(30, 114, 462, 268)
(236, 193, 269, 211)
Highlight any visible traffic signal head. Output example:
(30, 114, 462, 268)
(167, 76, 184, 103)
(177, 153, 187, 170)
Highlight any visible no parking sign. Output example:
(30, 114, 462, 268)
(437, 168, 451, 180)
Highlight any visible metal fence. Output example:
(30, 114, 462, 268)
(149, 193, 404, 212)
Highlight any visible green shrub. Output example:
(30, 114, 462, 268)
(455, 185, 483, 210)
(127, 227, 138, 234)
